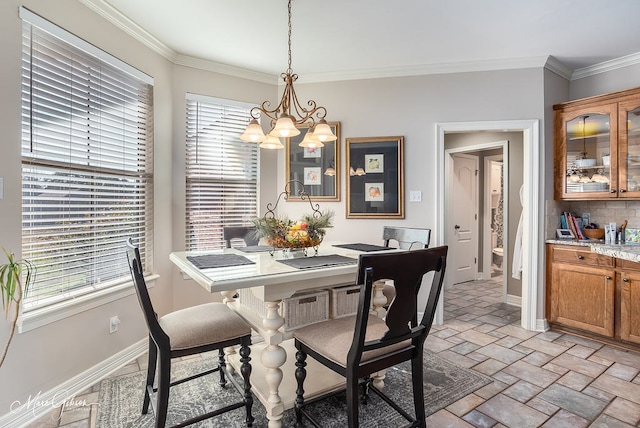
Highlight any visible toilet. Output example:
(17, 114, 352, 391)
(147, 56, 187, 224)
(492, 247, 503, 268)
(491, 230, 503, 267)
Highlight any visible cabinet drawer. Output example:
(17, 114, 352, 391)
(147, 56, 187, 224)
(552, 246, 614, 267)
(617, 258, 640, 271)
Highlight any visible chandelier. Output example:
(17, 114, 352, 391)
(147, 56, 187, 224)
(240, 0, 337, 149)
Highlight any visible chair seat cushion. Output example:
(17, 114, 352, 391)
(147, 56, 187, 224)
(293, 315, 408, 368)
(159, 302, 250, 351)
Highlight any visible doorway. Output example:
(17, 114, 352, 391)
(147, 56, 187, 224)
(444, 141, 508, 300)
(436, 120, 542, 332)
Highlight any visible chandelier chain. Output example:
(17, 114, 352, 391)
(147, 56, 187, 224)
(287, 0, 293, 73)
(244, 0, 334, 141)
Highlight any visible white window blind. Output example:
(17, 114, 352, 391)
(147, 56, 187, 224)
(185, 94, 259, 251)
(20, 8, 154, 311)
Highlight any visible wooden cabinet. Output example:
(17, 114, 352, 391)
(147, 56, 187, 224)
(547, 244, 640, 348)
(554, 86, 640, 200)
(619, 268, 640, 345)
(547, 245, 615, 337)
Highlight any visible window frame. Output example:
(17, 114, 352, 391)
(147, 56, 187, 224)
(19, 7, 154, 329)
(185, 93, 260, 251)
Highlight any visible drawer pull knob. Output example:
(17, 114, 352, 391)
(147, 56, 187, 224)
(623, 278, 630, 282)
(606, 276, 612, 280)
(611, 189, 617, 193)
(577, 255, 584, 260)
(620, 189, 627, 193)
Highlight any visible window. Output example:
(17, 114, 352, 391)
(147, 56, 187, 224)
(20, 8, 154, 311)
(185, 94, 259, 251)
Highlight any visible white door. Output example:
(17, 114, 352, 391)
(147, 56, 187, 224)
(448, 153, 479, 284)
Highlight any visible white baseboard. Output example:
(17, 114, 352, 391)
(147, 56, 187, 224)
(0, 338, 147, 428)
(537, 318, 550, 332)
(506, 294, 522, 307)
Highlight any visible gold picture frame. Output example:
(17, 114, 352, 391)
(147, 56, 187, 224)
(286, 122, 340, 201)
(346, 136, 404, 219)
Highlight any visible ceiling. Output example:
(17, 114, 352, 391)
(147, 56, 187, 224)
(85, 0, 640, 83)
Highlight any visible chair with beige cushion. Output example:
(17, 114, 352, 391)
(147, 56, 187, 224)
(126, 239, 254, 428)
(223, 226, 260, 248)
(381, 226, 431, 306)
(293, 246, 448, 427)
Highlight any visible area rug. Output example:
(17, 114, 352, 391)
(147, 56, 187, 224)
(96, 351, 491, 427)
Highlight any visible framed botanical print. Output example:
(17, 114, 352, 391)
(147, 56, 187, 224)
(286, 122, 340, 201)
(346, 136, 404, 218)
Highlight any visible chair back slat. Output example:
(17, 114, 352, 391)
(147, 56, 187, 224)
(348, 246, 447, 365)
(126, 238, 169, 347)
(382, 226, 431, 250)
(223, 226, 260, 248)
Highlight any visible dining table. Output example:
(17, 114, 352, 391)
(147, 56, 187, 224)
(169, 242, 395, 428)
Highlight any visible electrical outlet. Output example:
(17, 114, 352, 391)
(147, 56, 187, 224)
(409, 191, 422, 202)
(109, 316, 121, 334)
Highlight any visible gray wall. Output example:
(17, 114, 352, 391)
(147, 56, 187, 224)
(6, 0, 640, 419)
(0, 0, 278, 413)
(570, 63, 640, 100)
(279, 69, 545, 244)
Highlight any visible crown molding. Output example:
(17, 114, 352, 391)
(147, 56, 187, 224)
(543, 56, 573, 80)
(572, 51, 640, 81)
(78, 0, 177, 62)
(295, 56, 552, 84)
(174, 55, 277, 85)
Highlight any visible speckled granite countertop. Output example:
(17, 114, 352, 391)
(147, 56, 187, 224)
(546, 239, 640, 263)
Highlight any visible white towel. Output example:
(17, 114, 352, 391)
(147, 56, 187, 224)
(512, 184, 524, 280)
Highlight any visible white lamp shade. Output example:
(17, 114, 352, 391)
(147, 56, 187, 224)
(240, 119, 266, 142)
(313, 119, 337, 142)
(299, 128, 324, 148)
(259, 133, 284, 149)
(349, 167, 356, 176)
(355, 167, 366, 176)
(324, 166, 336, 176)
(273, 115, 301, 137)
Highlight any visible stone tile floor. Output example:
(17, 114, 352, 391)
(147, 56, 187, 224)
(27, 276, 640, 427)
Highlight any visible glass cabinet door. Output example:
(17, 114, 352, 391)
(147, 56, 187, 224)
(619, 100, 640, 196)
(564, 112, 613, 196)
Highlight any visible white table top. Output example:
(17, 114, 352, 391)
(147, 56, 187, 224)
(170, 242, 392, 301)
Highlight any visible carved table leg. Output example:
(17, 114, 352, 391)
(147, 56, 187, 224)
(371, 280, 387, 389)
(221, 289, 238, 374)
(261, 300, 286, 428)
(372, 279, 388, 318)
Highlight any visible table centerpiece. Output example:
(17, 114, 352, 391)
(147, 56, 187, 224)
(252, 180, 334, 256)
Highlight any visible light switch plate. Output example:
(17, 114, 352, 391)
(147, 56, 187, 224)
(409, 190, 421, 202)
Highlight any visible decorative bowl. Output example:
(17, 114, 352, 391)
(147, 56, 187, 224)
(583, 228, 605, 240)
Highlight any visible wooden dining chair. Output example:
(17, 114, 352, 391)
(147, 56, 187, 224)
(293, 246, 448, 428)
(382, 226, 431, 250)
(126, 239, 255, 428)
(223, 226, 260, 248)
(381, 226, 431, 307)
